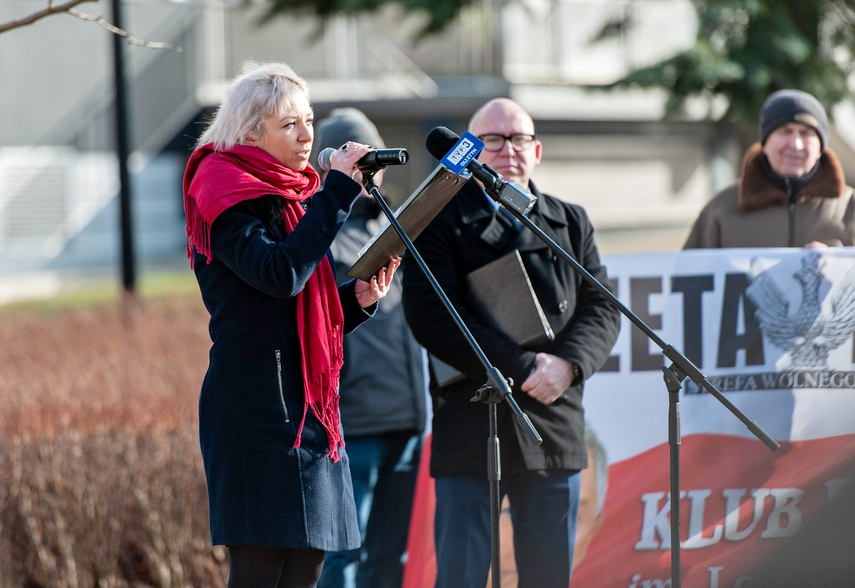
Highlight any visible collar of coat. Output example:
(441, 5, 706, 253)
(456, 179, 573, 253)
(738, 142, 847, 213)
(458, 180, 568, 226)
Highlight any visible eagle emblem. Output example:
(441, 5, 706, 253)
(746, 252, 855, 369)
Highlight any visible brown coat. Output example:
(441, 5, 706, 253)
(683, 143, 855, 248)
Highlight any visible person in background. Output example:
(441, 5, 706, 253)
(311, 108, 428, 588)
(402, 97, 621, 588)
(684, 89, 855, 249)
(183, 61, 400, 588)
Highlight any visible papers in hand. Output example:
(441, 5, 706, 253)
(346, 165, 468, 281)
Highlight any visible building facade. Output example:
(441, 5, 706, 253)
(1, 0, 746, 285)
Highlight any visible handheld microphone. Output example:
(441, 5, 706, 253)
(317, 147, 409, 172)
(425, 127, 536, 215)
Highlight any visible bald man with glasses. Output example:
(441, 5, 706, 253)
(402, 98, 620, 588)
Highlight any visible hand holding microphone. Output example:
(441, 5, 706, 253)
(317, 144, 409, 174)
(318, 141, 375, 179)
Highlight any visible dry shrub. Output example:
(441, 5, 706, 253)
(0, 291, 208, 438)
(0, 290, 228, 587)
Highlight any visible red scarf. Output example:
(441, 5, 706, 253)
(183, 143, 346, 461)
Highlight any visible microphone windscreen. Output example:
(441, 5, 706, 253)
(425, 127, 460, 161)
(317, 147, 336, 171)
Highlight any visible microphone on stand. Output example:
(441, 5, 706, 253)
(317, 147, 409, 172)
(425, 126, 536, 215)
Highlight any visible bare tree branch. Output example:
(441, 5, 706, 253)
(0, 0, 94, 34)
(69, 8, 183, 52)
(0, 0, 182, 52)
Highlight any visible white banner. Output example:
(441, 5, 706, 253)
(578, 247, 855, 587)
(405, 248, 855, 588)
(586, 247, 855, 461)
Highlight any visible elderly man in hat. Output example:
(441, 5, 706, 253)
(684, 89, 855, 248)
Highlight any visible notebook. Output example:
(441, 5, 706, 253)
(465, 249, 555, 348)
(426, 250, 555, 388)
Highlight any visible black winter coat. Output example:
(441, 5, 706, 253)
(194, 170, 372, 549)
(402, 180, 620, 477)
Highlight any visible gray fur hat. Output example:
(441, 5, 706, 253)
(759, 90, 828, 150)
(310, 107, 385, 170)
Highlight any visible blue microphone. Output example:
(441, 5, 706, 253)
(426, 126, 536, 215)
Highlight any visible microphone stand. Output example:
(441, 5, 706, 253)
(494, 189, 780, 588)
(361, 171, 542, 588)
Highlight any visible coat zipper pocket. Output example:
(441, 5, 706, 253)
(275, 349, 290, 422)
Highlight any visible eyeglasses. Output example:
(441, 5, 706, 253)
(478, 133, 537, 152)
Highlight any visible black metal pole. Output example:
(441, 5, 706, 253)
(488, 401, 501, 588)
(662, 365, 684, 587)
(111, 0, 136, 297)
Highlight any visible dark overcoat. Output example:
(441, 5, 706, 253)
(402, 180, 621, 478)
(193, 170, 371, 549)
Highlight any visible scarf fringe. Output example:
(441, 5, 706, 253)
(184, 195, 213, 269)
(293, 385, 344, 462)
(293, 323, 344, 461)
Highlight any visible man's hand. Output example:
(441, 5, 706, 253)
(520, 352, 575, 405)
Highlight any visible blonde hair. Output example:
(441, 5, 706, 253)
(196, 61, 311, 150)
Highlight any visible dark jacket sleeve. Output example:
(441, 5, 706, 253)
(683, 204, 721, 249)
(547, 204, 621, 383)
(208, 170, 362, 298)
(338, 278, 375, 334)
